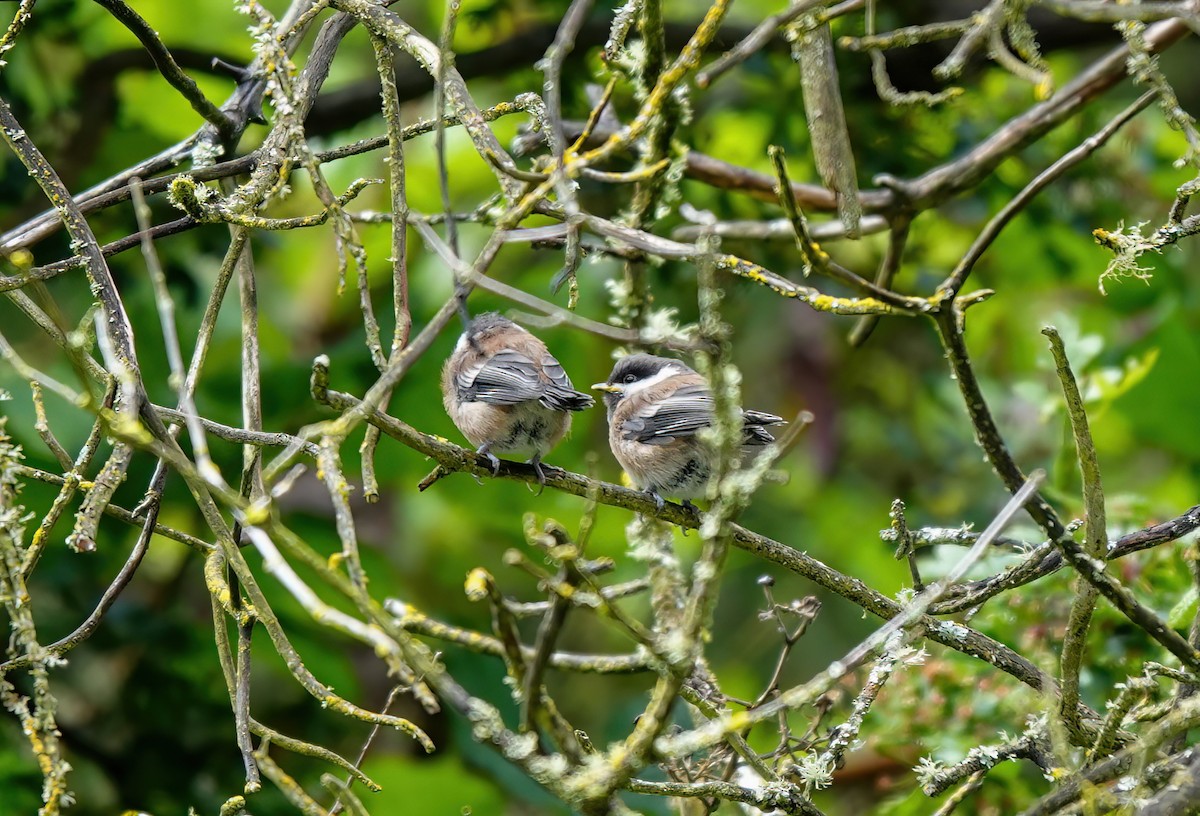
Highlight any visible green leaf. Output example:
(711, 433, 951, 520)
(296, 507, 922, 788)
(1082, 347, 1160, 407)
(1168, 585, 1199, 630)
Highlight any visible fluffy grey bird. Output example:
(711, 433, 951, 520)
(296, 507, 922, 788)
(442, 313, 593, 486)
(594, 354, 785, 509)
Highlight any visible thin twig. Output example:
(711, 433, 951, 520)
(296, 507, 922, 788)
(1043, 325, 1109, 738)
(91, 0, 233, 134)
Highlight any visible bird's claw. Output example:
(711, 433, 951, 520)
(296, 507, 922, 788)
(476, 445, 501, 479)
(646, 490, 665, 512)
(529, 455, 547, 497)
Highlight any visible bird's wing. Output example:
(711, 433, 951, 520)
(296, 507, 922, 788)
(456, 349, 547, 405)
(538, 354, 595, 411)
(619, 384, 715, 445)
(620, 386, 785, 445)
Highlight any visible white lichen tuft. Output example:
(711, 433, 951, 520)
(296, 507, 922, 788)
(795, 752, 834, 791)
(503, 731, 539, 762)
(190, 140, 225, 169)
(733, 765, 786, 816)
(1095, 221, 1158, 294)
(604, 277, 636, 326)
(914, 756, 945, 791)
(658, 627, 693, 667)
(502, 674, 524, 703)
(466, 698, 505, 743)
(934, 620, 967, 642)
(527, 752, 570, 784)
(693, 559, 717, 583)
(563, 751, 620, 801)
(639, 307, 696, 346)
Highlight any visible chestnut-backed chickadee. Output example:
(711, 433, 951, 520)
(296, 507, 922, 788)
(442, 313, 594, 486)
(593, 354, 784, 509)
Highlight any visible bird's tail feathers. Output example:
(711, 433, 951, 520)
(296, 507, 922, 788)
(741, 410, 786, 445)
(743, 409, 786, 427)
(539, 387, 596, 412)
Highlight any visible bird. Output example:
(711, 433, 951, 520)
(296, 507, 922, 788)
(442, 312, 594, 488)
(593, 354, 785, 510)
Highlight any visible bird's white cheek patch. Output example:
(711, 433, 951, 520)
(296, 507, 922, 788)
(622, 365, 684, 398)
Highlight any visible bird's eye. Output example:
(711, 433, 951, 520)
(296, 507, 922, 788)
(622, 373, 638, 384)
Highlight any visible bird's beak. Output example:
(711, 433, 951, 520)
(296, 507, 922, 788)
(592, 383, 622, 394)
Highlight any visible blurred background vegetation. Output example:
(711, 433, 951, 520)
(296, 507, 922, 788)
(1, 1, 1198, 814)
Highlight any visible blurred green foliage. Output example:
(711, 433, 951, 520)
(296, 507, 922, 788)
(1, 1, 1199, 814)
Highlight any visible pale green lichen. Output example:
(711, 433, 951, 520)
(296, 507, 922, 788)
(604, 0, 641, 61)
(658, 627, 692, 667)
(638, 307, 696, 346)
(795, 751, 834, 792)
(190, 139, 225, 169)
(896, 645, 929, 667)
(0, 420, 74, 812)
(527, 752, 570, 784)
(914, 756, 946, 792)
(604, 276, 637, 328)
(1094, 221, 1157, 293)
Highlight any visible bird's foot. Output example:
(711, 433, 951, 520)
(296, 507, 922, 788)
(645, 489, 665, 512)
(679, 499, 702, 535)
(527, 454, 548, 496)
(476, 445, 501, 479)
